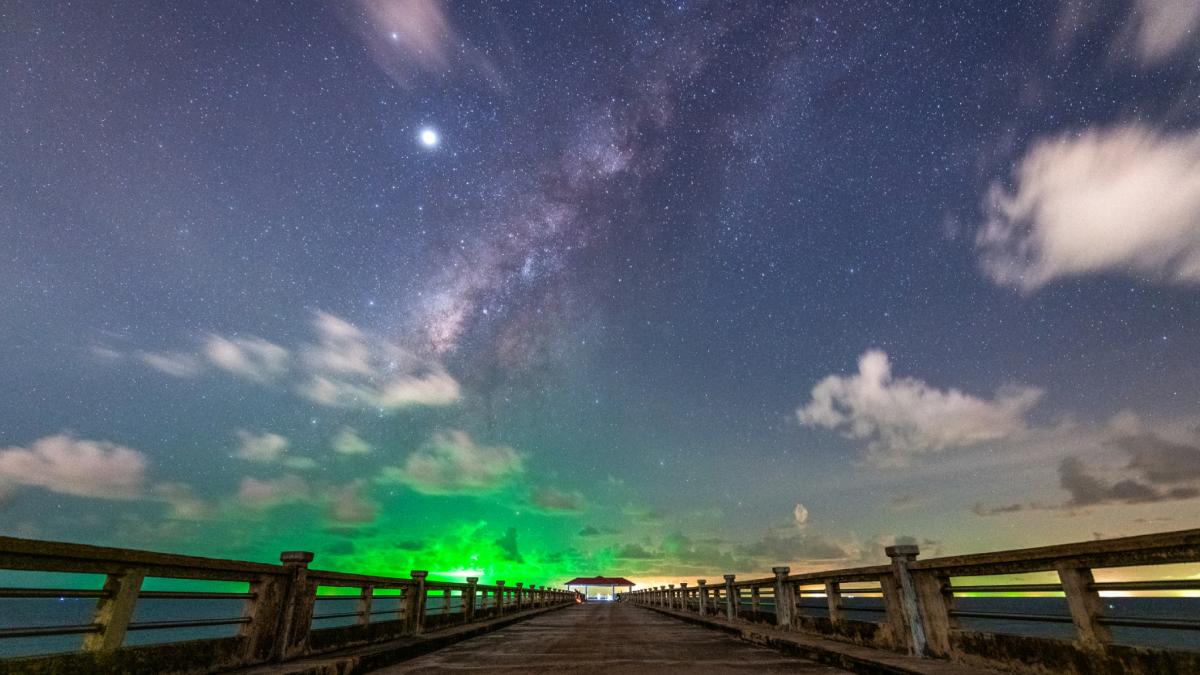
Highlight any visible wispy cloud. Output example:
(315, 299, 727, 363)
(331, 426, 373, 455)
(327, 480, 378, 525)
(203, 334, 289, 383)
(139, 351, 203, 378)
(137, 312, 459, 412)
(234, 430, 289, 464)
(976, 125, 1200, 291)
(1128, 0, 1200, 65)
(236, 474, 313, 509)
(797, 350, 1042, 466)
(299, 312, 459, 409)
(349, 0, 503, 89)
(382, 430, 524, 495)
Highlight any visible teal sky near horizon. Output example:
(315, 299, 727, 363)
(2, 0, 1200, 587)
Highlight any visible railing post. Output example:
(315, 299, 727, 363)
(668, 584, 676, 610)
(824, 581, 842, 627)
(239, 571, 290, 663)
(884, 545, 928, 656)
(409, 570, 429, 634)
(913, 571, 956, 657)
(697, 580, 707, 614)
(82, 567, 145, 652)
(496, 580, 506, 616)
(356, 584, 374, 627)
(442, 587, 451, 616)
(515, 582, 523, 611)
(276, 551, 317, 661)
(751, 585, 760, 615)
(723, 574, 738, 620)
(679, 582, 688, 611)
(772, 567, 792, 627)
(464, 577, 478, 623)
(1057, 564, 1112, 648)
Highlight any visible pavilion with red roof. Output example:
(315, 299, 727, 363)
(564, 575, 636, 601)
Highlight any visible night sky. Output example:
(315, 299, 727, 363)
(3, 1, 1200, 587)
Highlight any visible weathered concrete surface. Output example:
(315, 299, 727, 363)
(640, 604, 999, 675)
(373, 602, 847, 674)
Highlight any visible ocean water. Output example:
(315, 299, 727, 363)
(1, 596, 1196, 659)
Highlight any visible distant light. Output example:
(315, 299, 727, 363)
(419, 127, 439, 148)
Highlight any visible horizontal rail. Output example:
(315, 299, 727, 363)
(139, 591, 255, 600)
(948, 584, 1063, 593)
(1097, 616, 1200, 630)
(0, 588, 107, 599)
(1093, 580, 1200, 592)
(0, 536, 285, 581)
(911, 528, 1200, 576)
(950, 610, 1074, 623)
(0, 623, 100, 638)
(0, 619, 99, 634)
(126, 617, 251, 631)
(311, 611, 363, 620)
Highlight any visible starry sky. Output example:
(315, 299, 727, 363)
(2, 0, 1200, 587)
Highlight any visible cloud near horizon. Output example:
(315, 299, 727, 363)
(976, 125, 1200, 291)
(797, 350, 1043, 466)
(383, 430, 525, 495)
(0, 434, 148, 500)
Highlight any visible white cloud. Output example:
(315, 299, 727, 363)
(0, 435, 147, 499)
(139, 351, 203, 377)
(234, 430, 289, 463)
(146, 313, 457, 412)
(793, 502, 809, 527)
(332, 426, 373, 455)
(976, 125, 1200, 291)
(203, 334, 289, 382)
(299, 312, 460, 409)
(383, 430, 524, 495)
(89, 345, 124, 361)
(1130, 0, 1200, 65)
(798, 350, 1043, 466)
(236, 475, 313, 509)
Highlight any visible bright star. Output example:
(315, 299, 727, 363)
(419, 127, 439, 148)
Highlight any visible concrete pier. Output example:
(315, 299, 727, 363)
(373, 602, 846, 674)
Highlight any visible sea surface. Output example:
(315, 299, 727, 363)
(1, 596, 1196, 659)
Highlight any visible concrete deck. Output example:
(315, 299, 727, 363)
(372, 602, 847, 673)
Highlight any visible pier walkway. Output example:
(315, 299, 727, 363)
(2, 529, 1199, 675)
(374, 602, 846, 674)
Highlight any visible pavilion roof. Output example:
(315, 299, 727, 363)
(565, 576, 635, 586)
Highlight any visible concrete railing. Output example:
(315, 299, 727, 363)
(0, 536, 574, 673)
(625, 528, 1200, 675)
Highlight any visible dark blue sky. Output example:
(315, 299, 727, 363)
(2, 0, 1199, 580)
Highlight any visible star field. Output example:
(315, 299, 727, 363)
(2, 0, 1200, 583)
